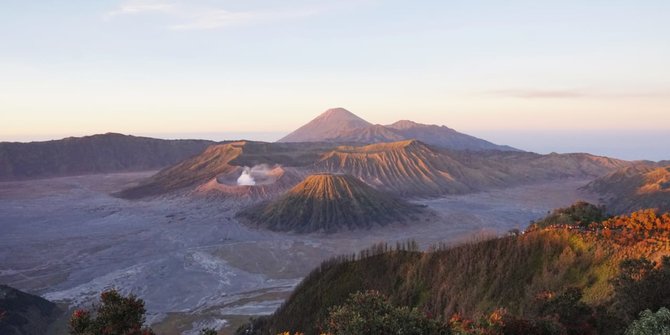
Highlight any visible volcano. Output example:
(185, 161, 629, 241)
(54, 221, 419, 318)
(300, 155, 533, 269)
(236, 173, 427, 233)
(278, 108, 372, 143)
(314, 140, 475, 196)
(278, 107, 517, 151)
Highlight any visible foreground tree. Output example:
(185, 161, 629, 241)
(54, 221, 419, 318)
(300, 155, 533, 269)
(625, 308, 670, 335)
(539, 287, 595, 335)
(69, 289, 155, 335)
(611, 257, 670, 323)
(325, 290, 450, 335)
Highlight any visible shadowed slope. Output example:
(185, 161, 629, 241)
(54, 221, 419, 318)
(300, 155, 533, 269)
(236, 173, 427, 233)
(0, 133, 212, 181)
(0, 285, 63, 335)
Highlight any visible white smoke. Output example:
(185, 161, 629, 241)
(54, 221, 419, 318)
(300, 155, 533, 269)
(237, 167, 256, 186)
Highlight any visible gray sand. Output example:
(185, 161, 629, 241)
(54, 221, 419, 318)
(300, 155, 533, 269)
(0, 172, 595, 334)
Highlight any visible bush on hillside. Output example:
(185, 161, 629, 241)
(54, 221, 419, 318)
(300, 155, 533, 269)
(69, 289, 155, 335)
(610, 257, 670, 323)
(531, 201, 607, 229)
(325, 290, 450, 335)
(625, 308, 670, 335)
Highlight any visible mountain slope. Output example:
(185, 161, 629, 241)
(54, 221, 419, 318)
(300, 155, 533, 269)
(246, 210, 670, 334)
(278, 108, 372, 143)
(0, 133, 212, 181)
(314, 140, 477, 196)
(328, 124, 406, 143)
(120, 139, 634, 199)
(387, 120, 518, 151)
(117, 142, 244, 199)
(236, 173, 427, 233)
(314, 140, 631, 197)
(118, 141, 336, 199)
(0, 285, 63, 335)
(586, 165, 670, 214)
(278, 108, 517, 151)
(448, 150, 633, 182)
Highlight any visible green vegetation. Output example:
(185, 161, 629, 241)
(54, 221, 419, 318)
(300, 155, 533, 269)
(325, 290, 449, 335)
(69, 290, 155, 335)
(625, 308, 670, 335)
(237, 207, 670, 335)
(530, 201, 607, 229)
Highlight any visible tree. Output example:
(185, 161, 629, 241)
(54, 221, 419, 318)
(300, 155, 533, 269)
(325, 290, 450, 335)
(625, 308, 670, 335)
(539, 287, 595, 335)
(611, 257, 670, 323)
(69, 289, 155, 335)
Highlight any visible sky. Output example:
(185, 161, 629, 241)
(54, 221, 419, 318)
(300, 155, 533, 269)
(1, 1, 669, 160)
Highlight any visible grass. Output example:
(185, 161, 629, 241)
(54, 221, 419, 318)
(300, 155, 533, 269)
(254, 208, 670, 334)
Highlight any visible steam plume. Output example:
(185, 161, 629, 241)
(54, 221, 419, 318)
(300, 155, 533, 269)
(237, 167, 256, 186)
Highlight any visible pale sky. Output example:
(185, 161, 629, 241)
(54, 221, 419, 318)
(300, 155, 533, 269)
(1, 1, 669, 160)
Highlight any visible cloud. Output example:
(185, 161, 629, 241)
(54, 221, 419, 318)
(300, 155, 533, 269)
(170, 8, 320, 31)
(106, 0, 175, 17)
(106, 0, 324, 30)
(487, 89, 670, 99)
(488, 89, 587, 99)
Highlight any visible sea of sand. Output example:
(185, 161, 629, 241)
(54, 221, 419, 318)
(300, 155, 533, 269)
(0, 172, 596, 334)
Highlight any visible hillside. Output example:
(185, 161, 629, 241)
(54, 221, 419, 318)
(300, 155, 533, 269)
(328, 124, 406, 143)
(314, 140, 477, 196)
(120, 139, 634, 199)
(236, 173, 427, 233)
(117, 141, 334, 199)
(117, 142, 244, 199)
(315, 140, 632, 197)
(387, 120, 518, 151)
(586, 165, 670, 214)
(0, 133, 212, 181)
(278, 108, 517, 151)
(448, 150, 633, 182)
(244, 209, 670, 334)
(0, 285, 63, 335)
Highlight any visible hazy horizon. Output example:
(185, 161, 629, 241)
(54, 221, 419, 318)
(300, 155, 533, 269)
(3, 126, 668, 161)
(2, 1, 669, 160)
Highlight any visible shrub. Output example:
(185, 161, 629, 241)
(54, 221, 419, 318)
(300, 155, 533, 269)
(625, 308, 670, 335)
(68, 289, 154, 335)
(325, 290, 450, 335)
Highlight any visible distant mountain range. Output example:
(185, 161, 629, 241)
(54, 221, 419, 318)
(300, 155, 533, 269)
(0, 133, 213, 181)
(116, 141, 330, 199)
(585, 164, 670, 213)
(2, 107, 665, 232)
(278, 108, 518, 151)
(119, 138, 633, 202)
